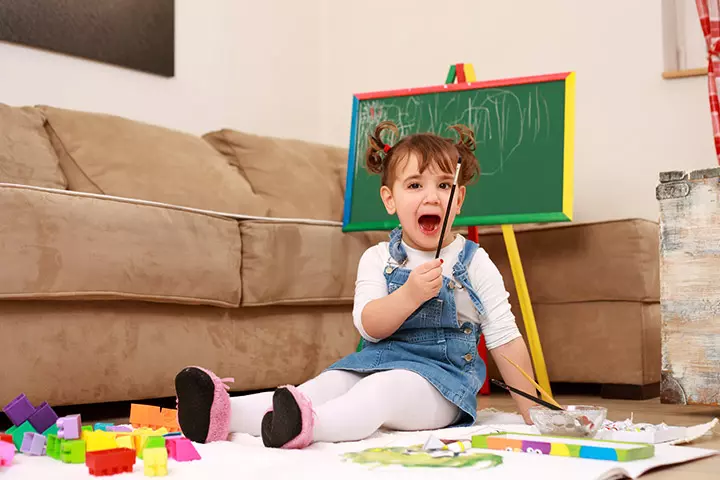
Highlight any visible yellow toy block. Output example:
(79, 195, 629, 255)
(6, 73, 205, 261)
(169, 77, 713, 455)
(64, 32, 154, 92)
(85, 430, 118, 452)
(134, 427, 168, 459)
(116, 435, 135, 450)
(143, 447, 168, 477)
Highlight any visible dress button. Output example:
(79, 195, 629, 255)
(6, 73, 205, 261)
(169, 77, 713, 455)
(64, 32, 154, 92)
(464, 353, 473, 362)
(464, 328, 472, 335)
(448, 282, 455, 290)
(385, 266, 393, 274)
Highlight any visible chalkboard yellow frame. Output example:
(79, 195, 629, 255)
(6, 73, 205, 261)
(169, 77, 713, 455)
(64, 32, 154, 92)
(342, 72, 575, 232)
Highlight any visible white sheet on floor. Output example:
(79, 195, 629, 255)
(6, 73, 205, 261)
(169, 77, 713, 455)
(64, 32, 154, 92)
(2, 412, 716, 480)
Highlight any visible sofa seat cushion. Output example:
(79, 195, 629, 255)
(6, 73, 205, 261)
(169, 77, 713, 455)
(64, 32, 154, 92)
(474, 219, 660, 303)
(239, 220, 386, 306)
(203, 129, 348, 221)
(0, 184, 242, 307)
(38, 106, 268, 216)
(0, 104, 67, 189)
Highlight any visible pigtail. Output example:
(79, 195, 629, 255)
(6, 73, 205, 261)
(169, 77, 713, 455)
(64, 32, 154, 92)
(365, 120, 399, 175)
(447, 124, 480, 185)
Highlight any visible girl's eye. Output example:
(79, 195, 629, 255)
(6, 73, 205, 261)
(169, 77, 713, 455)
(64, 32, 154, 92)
(408, 183, 421, 189)
(439, 183, 450, 189)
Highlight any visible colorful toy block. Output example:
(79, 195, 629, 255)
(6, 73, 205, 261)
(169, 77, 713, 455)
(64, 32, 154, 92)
(20, 432, 46, 456)
(162, 432, 182, 438)
(94, 422, 114, 432)
(42, 423, 59, 437)
(144, 436, 165, 450)
(61, 439, 86, 464)
(130, 404, 162, 429)
(0, 434, 12, 445)
(160, 408, 180, 432)
(27, 402, 58, 433)
(0, 440, 15, 466)
(10, 421, 37, 451)
(143, 447, 168, 477)
(57, 414, 82, 440)
(46, 434, 63, 460)
(166, 437, 201, 461)
(134, 427, 167, 459)
(86, 430, 118, 452)
(81, 425, 94, 442)
(2, 394, 35, 427)
(86, 448, 135, 476)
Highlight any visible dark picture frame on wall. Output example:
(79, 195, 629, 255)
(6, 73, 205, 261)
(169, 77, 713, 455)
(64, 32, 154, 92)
(0, 0, 175, 77)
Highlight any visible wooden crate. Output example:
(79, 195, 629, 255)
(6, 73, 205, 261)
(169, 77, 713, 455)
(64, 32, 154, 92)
(657, 167, 720, 406)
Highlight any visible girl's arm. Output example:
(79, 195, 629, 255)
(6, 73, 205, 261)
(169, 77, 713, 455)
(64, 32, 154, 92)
(490, 337, 537, 424)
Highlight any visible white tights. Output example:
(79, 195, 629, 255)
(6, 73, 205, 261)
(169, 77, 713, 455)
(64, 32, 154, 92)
(229, 369, 460, 443)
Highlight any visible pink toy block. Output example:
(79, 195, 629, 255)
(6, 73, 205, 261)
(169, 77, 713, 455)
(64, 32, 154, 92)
(2, 394, 35, 427)
(57, 414, 82, 440)
(28, 402, 58, 433)
(0, 440, 14, 466)
(166, 437, 201, 461)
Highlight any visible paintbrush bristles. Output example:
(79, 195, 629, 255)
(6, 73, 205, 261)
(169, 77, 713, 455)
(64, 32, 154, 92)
(499, 354, 563, 409)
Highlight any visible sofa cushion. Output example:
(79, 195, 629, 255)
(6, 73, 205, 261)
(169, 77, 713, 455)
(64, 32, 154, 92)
(475, 219, 660, 303)
(38, 106, 268, 216)
(0, 104, 67, 189)
(203, 129, 348, 221)
(239, 220, 386, 306)
(0, 184, 242, 307)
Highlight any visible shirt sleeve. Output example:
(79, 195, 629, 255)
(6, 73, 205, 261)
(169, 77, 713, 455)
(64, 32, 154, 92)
(352, 244, 389, 343)
(469, 249, 521, 350)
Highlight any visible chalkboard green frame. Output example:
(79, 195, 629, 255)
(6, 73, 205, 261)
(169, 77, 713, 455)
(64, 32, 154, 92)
(342, 72, 575, 232)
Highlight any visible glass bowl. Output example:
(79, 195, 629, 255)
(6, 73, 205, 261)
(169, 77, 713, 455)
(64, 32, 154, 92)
(528, 405, 607, 437)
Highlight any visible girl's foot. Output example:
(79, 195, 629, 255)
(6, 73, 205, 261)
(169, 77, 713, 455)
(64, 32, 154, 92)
(261, 385, 314, 449)
(174, 366, 234, 443)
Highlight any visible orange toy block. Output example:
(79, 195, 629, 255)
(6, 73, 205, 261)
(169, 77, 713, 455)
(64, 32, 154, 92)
(160, 409, 180, 432)
(130, 404, 162, 429)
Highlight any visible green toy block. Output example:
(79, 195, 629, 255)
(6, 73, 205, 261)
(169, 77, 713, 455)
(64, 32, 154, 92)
(42, 424, 59, 437)
(144, 436, 165, 450)
(47, 434, 64, 460)
(11, 421, 37, 451)
(61, 439, 85, 464)
(5, 425, 17, 435)
(82, 425, 93, 433)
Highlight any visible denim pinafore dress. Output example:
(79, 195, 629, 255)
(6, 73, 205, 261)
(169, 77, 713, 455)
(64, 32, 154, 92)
(326, 227, 487, 426)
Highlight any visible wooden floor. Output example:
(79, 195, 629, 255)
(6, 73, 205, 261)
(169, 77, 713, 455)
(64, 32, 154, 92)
(479, 392, 720, 479)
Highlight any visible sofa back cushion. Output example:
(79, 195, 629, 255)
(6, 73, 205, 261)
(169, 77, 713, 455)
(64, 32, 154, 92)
(0, 104, 67, 189)
(39, 106, 268, 216)
(203, 129, 348, 221)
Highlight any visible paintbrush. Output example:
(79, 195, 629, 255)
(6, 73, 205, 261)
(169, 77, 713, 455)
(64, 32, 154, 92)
(435, 156, 463, 259)
(499, 354, 594, 428)
(490, 379, 562, 411)
(499, 354, 562, 408)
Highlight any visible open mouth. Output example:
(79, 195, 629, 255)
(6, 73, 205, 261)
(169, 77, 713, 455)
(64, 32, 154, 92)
(418, 215, 442, 235)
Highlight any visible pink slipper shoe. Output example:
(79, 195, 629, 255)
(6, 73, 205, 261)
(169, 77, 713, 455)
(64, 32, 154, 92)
(261, 385, 315, 449)
(174, 366, 234, 443)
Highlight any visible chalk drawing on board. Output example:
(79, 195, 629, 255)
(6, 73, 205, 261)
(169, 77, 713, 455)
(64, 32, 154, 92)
(357, 88, 551, 176)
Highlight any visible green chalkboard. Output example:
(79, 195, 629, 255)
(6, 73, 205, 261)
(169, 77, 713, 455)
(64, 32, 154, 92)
(341, 72, 575, 232)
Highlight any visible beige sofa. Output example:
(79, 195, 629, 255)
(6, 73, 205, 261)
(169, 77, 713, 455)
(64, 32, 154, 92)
(0, 104, 661, 409)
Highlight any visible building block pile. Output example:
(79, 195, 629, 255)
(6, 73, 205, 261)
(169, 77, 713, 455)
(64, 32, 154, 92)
(1, 394, 201, 476)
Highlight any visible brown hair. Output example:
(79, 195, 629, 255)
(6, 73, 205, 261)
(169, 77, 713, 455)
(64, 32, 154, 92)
(365, 120, 480, 186)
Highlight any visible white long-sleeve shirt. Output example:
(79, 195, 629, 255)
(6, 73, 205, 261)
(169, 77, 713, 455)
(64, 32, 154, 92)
(353, 234, 521, 350)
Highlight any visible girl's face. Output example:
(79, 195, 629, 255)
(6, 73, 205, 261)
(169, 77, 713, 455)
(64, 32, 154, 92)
(380, 153, 465, 251)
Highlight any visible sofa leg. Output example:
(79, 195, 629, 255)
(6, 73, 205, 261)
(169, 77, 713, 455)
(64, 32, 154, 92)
(600, 383, 660, 400)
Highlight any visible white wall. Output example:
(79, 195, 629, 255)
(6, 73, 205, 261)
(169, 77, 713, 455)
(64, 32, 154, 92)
(318, 0, 717, 223)
(0, 0, 326, 141)
(0, 0, 715, 222)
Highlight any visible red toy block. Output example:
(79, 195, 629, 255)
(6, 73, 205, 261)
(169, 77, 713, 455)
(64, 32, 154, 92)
(166, 437, 200, 462)
(85, 448, 135, 476)
(0, 434, 12, 445)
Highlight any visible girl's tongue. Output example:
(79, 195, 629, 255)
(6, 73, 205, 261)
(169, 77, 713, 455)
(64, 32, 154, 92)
(418, 215, 441, 235)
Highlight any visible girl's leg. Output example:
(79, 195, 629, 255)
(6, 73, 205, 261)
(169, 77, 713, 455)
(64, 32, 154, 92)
(312, 369, 459, 443)
(230, 369, 363, 435)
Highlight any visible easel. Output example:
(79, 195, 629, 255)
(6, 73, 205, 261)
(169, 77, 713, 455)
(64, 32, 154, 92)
(447, 63, 552, 398)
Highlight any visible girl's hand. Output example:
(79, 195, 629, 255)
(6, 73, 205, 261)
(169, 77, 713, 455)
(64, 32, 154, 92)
(402, 259, 444, 305)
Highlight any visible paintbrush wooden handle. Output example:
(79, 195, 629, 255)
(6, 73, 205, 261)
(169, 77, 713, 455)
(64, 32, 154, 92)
(499, 354, 563, 409)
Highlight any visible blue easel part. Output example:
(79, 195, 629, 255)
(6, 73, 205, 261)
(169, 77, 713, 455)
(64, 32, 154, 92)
(342, 95, 361, 230)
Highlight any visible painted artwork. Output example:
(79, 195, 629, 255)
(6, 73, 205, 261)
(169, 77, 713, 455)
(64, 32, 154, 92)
(343, 444, 503, 469)
(0, 0, 174, 77)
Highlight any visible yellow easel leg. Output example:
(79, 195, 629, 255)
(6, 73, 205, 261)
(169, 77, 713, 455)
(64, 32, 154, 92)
(501, 224, 553, 399)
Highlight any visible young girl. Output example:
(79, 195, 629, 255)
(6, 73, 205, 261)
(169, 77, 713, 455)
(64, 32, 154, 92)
(174, 121, 539, 449)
